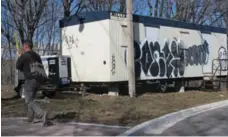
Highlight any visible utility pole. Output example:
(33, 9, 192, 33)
(14, 33, 20, 93)
(127, 0, 136, 97)
(226, 22, 228, 90)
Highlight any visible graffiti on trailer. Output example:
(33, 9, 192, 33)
(62, 35, 79, 49)
(111, 54, 116, 75)
(123, 38, 210, 79)
(218, 46, 227, 70)
(133, 38, 185, 79)
(184, 40, 209, 66)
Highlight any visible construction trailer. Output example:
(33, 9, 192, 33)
(59, 11, 228, 93)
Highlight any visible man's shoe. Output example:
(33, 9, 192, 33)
(42, 111, 48, 126)
(27, 108, 35, 123)
(23, 118, 34, 123)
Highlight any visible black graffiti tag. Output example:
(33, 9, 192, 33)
(124, 38, 209, 79)
(132, 39, 185, 78)
(185, 40, 209, 66)
(111, 54, 116, 75)
(63, 35, 79, 49)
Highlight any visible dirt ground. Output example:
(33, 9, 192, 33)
(1, 84, 228, 126)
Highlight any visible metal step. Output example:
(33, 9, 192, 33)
(201, 80, 222, 90)
(203, 72, 213, 80)
(203, 77, 213, 81)
(211, 79, 228, 82)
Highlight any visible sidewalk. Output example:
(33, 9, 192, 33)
(1, 118, 130, 136)
(160, 106, 228, 136)
(119, 100, 228, 136)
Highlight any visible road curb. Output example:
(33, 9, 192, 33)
(119, 99, 228, 136)
(2, 117, 131, 129)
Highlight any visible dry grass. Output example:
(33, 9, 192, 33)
(1, 84, 228, 126)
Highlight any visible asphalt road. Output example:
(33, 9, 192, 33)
(160, 106, 228, 136)
(2, 106, 228, 136)
(1, 118, 129, 136)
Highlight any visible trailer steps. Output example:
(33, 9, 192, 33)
(200, 58, 228, 91)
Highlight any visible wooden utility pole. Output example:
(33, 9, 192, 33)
(226, 30, 228, 89)
(126, 0, 136, 97)
(14, 33, 20, 91)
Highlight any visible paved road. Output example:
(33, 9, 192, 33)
(160, 106, 228, 136)
(1, 118, 129, 136)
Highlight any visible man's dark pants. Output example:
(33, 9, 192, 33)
(24, 79, 44, 120)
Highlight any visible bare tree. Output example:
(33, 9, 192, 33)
(119, 0, 126, 13)
(41, 0, 62, 55)
(1, 1, 17, 84)
(172, 0, 227, 25)
(144, 0, 227, 26)
(154, 0, 159, 17)
(5, 0, 49, 44)
(61, 0, 92, 17)
(61, 0, 145, 15)
(165, 0, 174, 18)
(85, 0, 116, 11)
(147, 0, 153, 16)
(132, 0, 147, 15)
(159, 0, 165, 17)
(146, 0, 174, 18)
(213, 0, 228, 27)
(62, 0, 74, 17)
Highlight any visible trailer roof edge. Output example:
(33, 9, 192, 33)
(59, 11, 227, 34)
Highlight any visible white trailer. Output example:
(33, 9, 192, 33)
(60, 11, 227, 92)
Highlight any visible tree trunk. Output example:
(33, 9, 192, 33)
(147, 0, 153, 16)
(7, 37, 13, 84)
(63, 0, 71, 17)
(154, 0, 159, 17)
(18, 29, 24, 44)
(166, 0, 172, 18)
(196, 1, 209, 24)
(159, 0, 165, 17)
(119, 0, 126, 13)
(27, 28, 34, 43)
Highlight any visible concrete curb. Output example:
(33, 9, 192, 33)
(2, 117, 131, 129)
(119, 100, 228, 136)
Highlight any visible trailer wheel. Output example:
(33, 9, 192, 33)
(157, 82, 168, 92)
(42, 90, 56, 98)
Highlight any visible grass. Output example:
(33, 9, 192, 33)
(1, 84, 228, 126)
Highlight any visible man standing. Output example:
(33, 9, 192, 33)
(16, 40, 48, 126)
